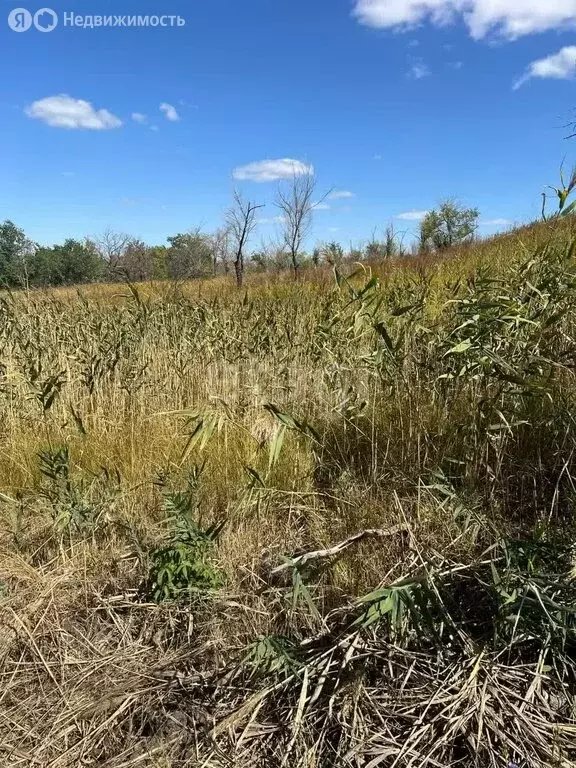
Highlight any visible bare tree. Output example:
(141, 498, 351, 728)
(212, 227, 232, 276)
(93, 228, 131, 267)
(275, 172, 328, 279)
(225, 191, 263, 288)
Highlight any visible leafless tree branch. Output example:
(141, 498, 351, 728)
(275, 172, 330, 279)
(225, 191, 264, 288)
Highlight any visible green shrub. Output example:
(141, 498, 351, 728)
(144, 487, 224, 602)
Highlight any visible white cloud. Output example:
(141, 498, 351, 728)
(233, 158, 314, 183)
(61, 171, 75, 177)
(513, 46, 576, 89)
(312, 202, 330, 210)
(150, 125, 159, 132)
(407, 60, 430, 79)
(328, 190, 355, 199)
(132, 112, 147, 124)
(25, 94, 122, 130)
(396, 210, 429, 221)
(482, 217, 512, 227)
(159, 102, 180, 121)
(352, 0, 576, 40)
(257, 215, 285, 226)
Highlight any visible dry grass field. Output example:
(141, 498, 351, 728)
(2, 217, 576, 767)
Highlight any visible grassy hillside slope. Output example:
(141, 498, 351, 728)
(1, 217, 576, 767)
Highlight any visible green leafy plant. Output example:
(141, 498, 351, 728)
(542, 164, 576, 219)
(144, 483, 224, 602)
(242, 635, 301, 678)
(39, 447, 103, 534)
(491, 538, 576, 651)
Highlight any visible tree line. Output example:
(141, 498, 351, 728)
(0, 177, 479, 289)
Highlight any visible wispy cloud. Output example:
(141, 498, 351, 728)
(407, 59, 430, 79)
(513, 46, 576, 89)
(61, 171, 75, 177)
(312, 202, 330, 210)
(159, 102, 180, 121)
(25, 94, 122, 130)
(396, 210, 429, 221)
(233, 158, 314, 183)
(257, 215, 285, 226)
(352, 0, 576, 40)
(328, 190, 356, 199)
(131, 112, 147, 124)
(481, 217, 512, 227)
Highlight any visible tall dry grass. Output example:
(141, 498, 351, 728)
(1, 217, 576, 766)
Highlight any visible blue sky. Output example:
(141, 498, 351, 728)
(1, 0, 576, 249)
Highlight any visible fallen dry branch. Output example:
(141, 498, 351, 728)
(270, 524, 409, 575)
